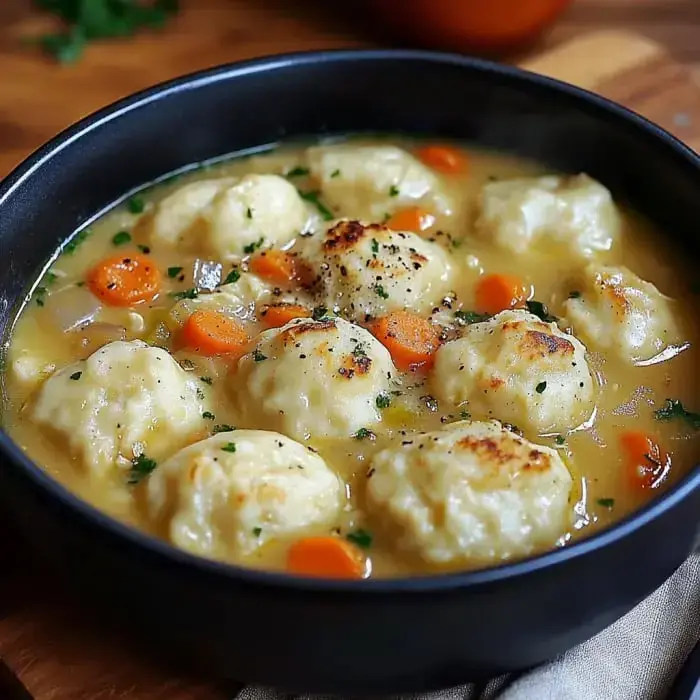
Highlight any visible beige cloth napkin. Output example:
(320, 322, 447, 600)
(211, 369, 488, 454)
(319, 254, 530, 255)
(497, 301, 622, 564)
(237, 554, 699, 700)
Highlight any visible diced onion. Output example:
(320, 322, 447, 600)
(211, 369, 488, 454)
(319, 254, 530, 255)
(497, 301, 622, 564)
(47, 286, 102, 332)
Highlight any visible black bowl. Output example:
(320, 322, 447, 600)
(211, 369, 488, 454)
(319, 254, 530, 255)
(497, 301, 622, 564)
(1, 50, 700, 695)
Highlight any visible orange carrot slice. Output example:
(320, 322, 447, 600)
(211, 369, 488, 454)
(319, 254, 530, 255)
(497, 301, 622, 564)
(286, 537, 366, 579)
(475, 274, 527, 315)
(180, 309, 249, 357)
(259, 303, 312, 328)
(415, 144, 468, 174)
(369, 310, 442, 372)
(386, 206, 436, 233)
(87, 253, 161, 307)
(619, 430, 671, 491)
(249, 250, 314, 287)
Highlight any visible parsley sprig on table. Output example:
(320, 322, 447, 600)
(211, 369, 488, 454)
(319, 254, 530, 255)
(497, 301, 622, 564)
(32, 0, 180, 64)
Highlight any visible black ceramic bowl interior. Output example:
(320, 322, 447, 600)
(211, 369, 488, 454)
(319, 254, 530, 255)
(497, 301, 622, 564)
(1, 51, 700, 695)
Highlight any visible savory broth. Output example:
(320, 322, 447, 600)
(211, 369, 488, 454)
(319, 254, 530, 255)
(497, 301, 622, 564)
(4, 138, 699, 578)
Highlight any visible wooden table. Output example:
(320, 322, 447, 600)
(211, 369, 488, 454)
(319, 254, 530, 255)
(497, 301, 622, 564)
(1, 1, 699, 698)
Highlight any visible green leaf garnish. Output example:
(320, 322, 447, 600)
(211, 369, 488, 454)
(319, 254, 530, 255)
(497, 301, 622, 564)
(167, 266, 183, 278)
(128, 453, 158, 485)
(112, 230, 131, 246)
(346, 529, 373, 549)
(654, 399, 700, 430)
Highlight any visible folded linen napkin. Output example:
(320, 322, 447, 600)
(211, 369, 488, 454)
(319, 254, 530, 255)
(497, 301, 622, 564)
(236, 554, 699, 700)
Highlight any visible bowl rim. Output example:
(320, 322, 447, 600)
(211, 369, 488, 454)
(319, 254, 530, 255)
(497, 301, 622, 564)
(2, 47, 700, 595)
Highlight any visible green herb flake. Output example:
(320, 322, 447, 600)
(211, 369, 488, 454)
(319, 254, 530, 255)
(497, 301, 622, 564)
(252, 349, 267, 362)
(252, 527, 262, 537)
(212, 424, 235, 434)
(127, 196, 146, 214)
(246, 207, 253, 219)
(354, 427, 376, 441)
(654, 398, 700, 430)
(299, 190, 334, 221)
(597, 498, 615, 509)
(45, 272, 58, 285)
(454, 310, 489, 325)
(200, 376, 213, 385)
(221, 442, 237, 453)
(555, 435, 566, 445)
(222, 268, 241, 285)
(526, 300, 558, 323)
(202, 411, 215, 420)
(312, 305, 329, 321)
(535, 381, 547, 394)
(112, 230, 131, 246)
(69, 371, 82, 381)
(243, 237, 265, 255)
(35, 286, 48, 307)
(137, 244, 151, 254)
(375, 393, 391, 409)
(346, 528, 373, 549)
(371, 238, 379, 254)
(169, 288, 198, 300)
(167, 266, 183, 278)
(374, 284, 389, 300)
(128, 453, 158, 485)
(330, 169, 341, 178)
(63, 228, 91, 255)
(459, 410, 470, 419)
(285, 166, 310, 178)
(389, 185, 400, 197)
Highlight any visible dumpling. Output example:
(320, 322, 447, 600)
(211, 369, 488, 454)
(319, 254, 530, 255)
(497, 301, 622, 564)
(146, 430, 344, 559)
(300, 219, 453, 322)
(307, 144, 453, 220)
(476, 174, 619, 258)
(366, 420, 573, 564)
(31, 340, 212, 479)
(152, 175, 312, 260)
(431, 309, 594, 433)
(228, 317, 397, 440)
(563, 265, 682, 363)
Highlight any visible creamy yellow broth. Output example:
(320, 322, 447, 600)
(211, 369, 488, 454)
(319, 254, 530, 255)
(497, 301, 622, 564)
(4, 138, 700, 578)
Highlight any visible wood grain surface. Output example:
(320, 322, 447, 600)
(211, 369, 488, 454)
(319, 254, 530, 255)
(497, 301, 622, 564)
(1, 1, 700, 698)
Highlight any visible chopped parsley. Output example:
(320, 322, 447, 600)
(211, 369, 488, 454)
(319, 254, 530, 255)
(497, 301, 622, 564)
(299, 190, 334, 221)
(243, 237, 265, 255)
(351, 343, 367, 358)
(222, 268, 241, 285)
(69, 371, 82, 381)
(252, 349, 267, 362)
(285, 166, 310, 178)
(45, 272, 58, 285)
(128, 453, 158, 485)
(389, 185, 400, 197)
(221, 442, 237, 453)
(169, 288, 198, 300)
(199, 376, 213, 385)
(212, 424, 235, 434)
(373, 284, 389, 300)
(252, 527, 263, 537)
(654, 398, 700, 430)
(375, 393, 391, 409)
(127, 196, 146, 214)
(597, 498, 615, 509)
(137, 244, 151, 254)
(526, 300, 558, 323)
(535, 381, 547, 394)
(312, 305, 329, 321)
(63, 227, 91, 255)
(112, 230, 131, 246)
(246, 207, 253, 219)
(454, 310, 489, 325)
(555, 435, 566, 445)
(459, 410, 470, 419)
(371, 238, 379, 254)
(354, 427, 376, 441)
(346, 528, 373, 549)
(202, 411, 215, 420)
(330, 168, 341, 178)
(568, 291, 582, 299)
(34, 286, 48, 307)
(167, 266, 183, 278)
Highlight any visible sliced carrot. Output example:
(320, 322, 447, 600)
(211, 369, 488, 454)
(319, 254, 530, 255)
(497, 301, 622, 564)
(369, 310, 442, 372)
(386, 206, 436, 233)
(475, 274, 527, 315)
(286, 537, 366, 579)
(619, 430, 672, 491)
(415, 144, 468, 174)
(180, 309, 250, 357)
(87, 253, 161, 307)
(259, 303, 312, 328)
(249, 250, 314, 287)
